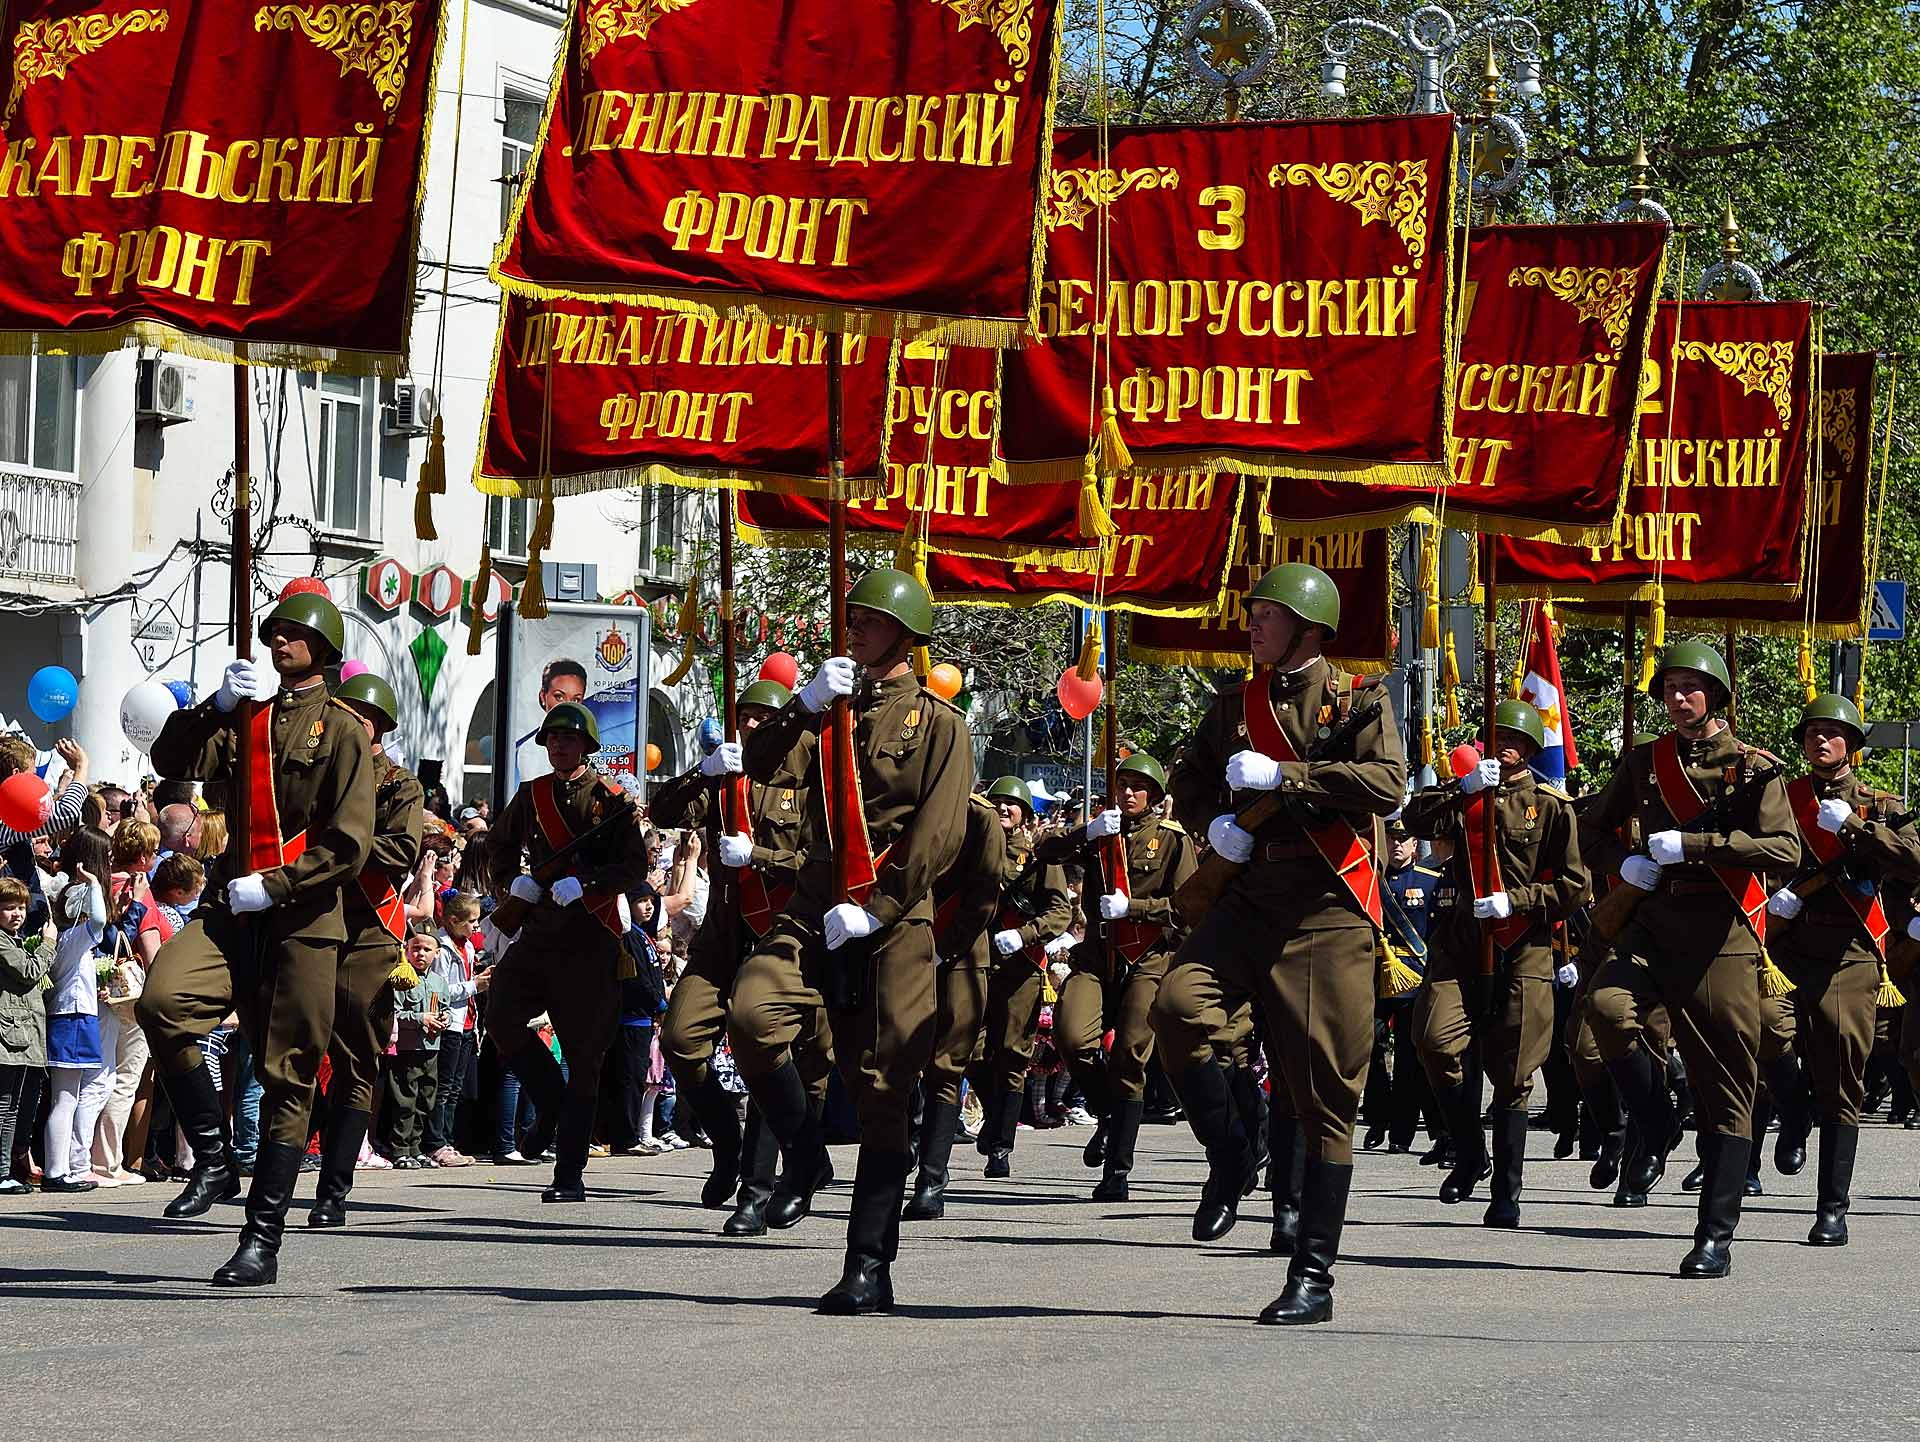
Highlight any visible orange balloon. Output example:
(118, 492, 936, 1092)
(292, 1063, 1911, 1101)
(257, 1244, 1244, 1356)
(645, 743, 663, 772)
(926, 663, 963, 701)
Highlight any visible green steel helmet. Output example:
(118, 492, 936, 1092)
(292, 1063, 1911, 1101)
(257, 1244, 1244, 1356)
(846, 566, 935, 641)
(258, 592, 345, 664)
(1248, 562, 1341, 634)
(738, 679, 793, 714)
(334, 672, 400, 735)
(538, 700, 600, 751)
(1115, 752, 1168, 796)
(1493, 699, 1548, 753)
(1652, 639, 1733, 708)
(984, 775, 1034, 815)
(1795, 692, 1866, 749)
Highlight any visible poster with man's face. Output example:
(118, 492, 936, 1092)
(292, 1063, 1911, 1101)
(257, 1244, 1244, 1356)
(508, 604, 651, 793)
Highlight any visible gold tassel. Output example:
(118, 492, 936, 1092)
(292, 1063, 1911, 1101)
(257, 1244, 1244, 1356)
(1377, 940, 1423, 999)
(1759, 951, 1796, 998)
(1853, 652, 1867, 710)
(1418, 530, 1441, 648)
(388, 959, 421, 989)
(1876, 961, 1906, 1009)
(413, 414, 446, 541)
(659, 568, 701, 686)
(1075, 617, 1103, 682)
(1097, 385, 1133, 474)
(1076, 452, 1117, 542)
(519, 547, 549, 620)
(1637, 586, 1664, 692)
(1421, 712, 1436, 767)
(465, 540, 493, 656)
(1441, 631, 1462, 728)
(1798, 630, 1817, 703)
(528, 493, 555, 554)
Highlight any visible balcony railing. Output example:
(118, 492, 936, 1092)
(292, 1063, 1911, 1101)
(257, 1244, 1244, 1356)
(0, 471, 81, 587)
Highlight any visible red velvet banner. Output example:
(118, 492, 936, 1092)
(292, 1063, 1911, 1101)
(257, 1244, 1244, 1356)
(475, 294, 890, 497)
(1495, 299, 1814, 601)
(998, 115, 1456, 485)
(1263, 222, 1667, 545)
(492, 0, 1062, 347)
(1129, 481, 1393, 671)
(0, 0, 442, 374)
(927, 473, 1242, 615)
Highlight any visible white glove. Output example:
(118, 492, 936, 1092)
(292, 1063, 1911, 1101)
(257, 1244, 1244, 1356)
(700, 741, 743, 777)
(1044, 933, 1077, 957)
(1647, 830, 1686, 866)
(550, 876, 585, 907)
(1472, 892, 1513, 921)
(1098, 891, 1129, 921)
(824, 902, 880, 951)
(1207, 813, 1255, 864)
(226, 872, 272, 914)
(1908, 915, 1920, 943)
(1817, 798, 1854, 834)
(1461, 757, 1503, 795)
(1555, 962, 1580, 988)
(215, 658, 272, 713)
(993, 928, 1025, 957)
(509, 875, 543, 904)
(1767, 888, 1803, 920)
(718, 833, 754, 868)
(1226, 750, 1283, 792)
(1621, 855, 1663, 891)
(798, 657, 856, 714)
(1088, 808, 1121, 839)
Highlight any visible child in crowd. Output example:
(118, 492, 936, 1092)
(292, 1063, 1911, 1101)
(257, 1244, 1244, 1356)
(0, 878, 53, 1197)
(425, 893, 488, 1167)
(383, 924, 451, 1168)
(43, 858, 109, 1192)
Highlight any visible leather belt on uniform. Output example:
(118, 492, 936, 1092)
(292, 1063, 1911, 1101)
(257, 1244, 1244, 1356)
(1659, 877, 1722, 897)
(1256, 840, 1319, 863)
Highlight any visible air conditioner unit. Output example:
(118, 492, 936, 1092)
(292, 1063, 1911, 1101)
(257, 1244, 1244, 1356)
(385, 381, 436, 436)
(136, 358, 194, 424)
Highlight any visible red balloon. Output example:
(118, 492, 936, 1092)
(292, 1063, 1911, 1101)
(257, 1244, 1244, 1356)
(1057, 667, 1104, 721)
(759, 652, 799, 689)
(280, 576, 330, 601)
(0, 772, 51, 834)
(1448, 743, 1484, 779)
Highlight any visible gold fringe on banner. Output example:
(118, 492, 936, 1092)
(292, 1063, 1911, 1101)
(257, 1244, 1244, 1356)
(1377, 940, 1423, 999)
(465, 540, 493, 656)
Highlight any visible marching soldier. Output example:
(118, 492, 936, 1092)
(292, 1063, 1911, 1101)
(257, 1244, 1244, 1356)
(1038, 753, 1197, 1201)
(1404, 700, 1588, 1228)
(310, 670, 426, 1229)
(1153, 562, 1405, 1326)
(727, 568, 973, 1314)
(485, 701, 648, 1204)
(1579, 641, 1797, 1277)
(903, 791, 1006, 1220)
(1763, 694, 1920, 1245)
(653, 678, 835, 1236)
(971, 775, 1075, 1180)
(136, 591, 374, 1286)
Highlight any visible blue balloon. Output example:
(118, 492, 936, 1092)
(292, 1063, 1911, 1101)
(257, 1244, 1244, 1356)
(698, 717, 726, 754)
(27, 666, 78, 723)
(163, 679, 193, 708)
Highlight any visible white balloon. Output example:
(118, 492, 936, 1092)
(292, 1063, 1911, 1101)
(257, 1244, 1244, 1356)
(120, 679, 180, 753)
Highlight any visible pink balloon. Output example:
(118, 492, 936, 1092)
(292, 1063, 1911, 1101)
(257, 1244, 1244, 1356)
(759, 651, 799, 689)
(339, 660, 369, 680)
(1056, 667, 1104, 721)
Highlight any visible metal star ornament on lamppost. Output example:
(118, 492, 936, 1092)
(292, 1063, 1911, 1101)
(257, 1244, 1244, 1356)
(1603, 139, 1674, 225)
(1698, 201, 1767, 301)
(1181, 0, 1279, 119)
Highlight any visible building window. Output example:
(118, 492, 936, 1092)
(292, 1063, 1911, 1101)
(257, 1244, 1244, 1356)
(464, 681, 495, 805)
(487, 494, 531, 559)
(500, 91, 543, 233)
(305, 372, 376, 539)
(0, 355, 78, 476)
(636, 485, 686, 580)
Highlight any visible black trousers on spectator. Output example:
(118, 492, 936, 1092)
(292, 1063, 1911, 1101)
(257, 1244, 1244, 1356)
(424, 1031, 477, 1154)
(383, 1051, 439, 1159)
(0, 1064, 35, 1177)
(12, 1065, 45, 1175)
(622, 1025, 654, 1146)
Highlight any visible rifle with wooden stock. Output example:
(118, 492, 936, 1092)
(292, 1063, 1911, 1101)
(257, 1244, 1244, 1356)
(489, 798, 637, 936)
(1174, 698, 1383, 927)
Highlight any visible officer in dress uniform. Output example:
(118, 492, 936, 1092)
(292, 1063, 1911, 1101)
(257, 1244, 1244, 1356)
(1152, 562, 1405, 1326)
(1369, 815, 1441, 1155)
(903, 790, 1006, 1221)
(485, 701, 648, 1204)
(136, 592, 375, 1286)
(1038, 753, 1197, 1202)
(652, 678, 835, 1236)
(1405, 700, 1588, 1228)
(726, 568, 973, 1314)
(310, 670, 425, 1229)
(1763, 694, 1920, 1245)
(1579, 641, 1797, 1278)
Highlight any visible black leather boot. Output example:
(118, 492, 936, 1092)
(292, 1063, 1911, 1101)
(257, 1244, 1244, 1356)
(981, 1084, 1019, 1179)
(542, 1091, 593, 1203)
(1806, 1122, 1857, 1246)
(817, 1147, 908, 1316)
(510, 1043, 567, 1163)
(1678, 1132, 1749, 1278)
(1078, 1059, 1112, 1168)
(1585, 1073, 1624, 1188)
(1434, 1082, 1490, 1204)
(1606, 1045, 1678, 1196)
(1174, 1061, 1252, 1242)
(1766, 1057, 1811, 1176)
(1093, 1099, 1143, 1202)
(903, 1100, 960, 1220)
(1267, 1113, 1306, 1255)
(212, 1141, 304, 1287)
(759, 1063, 832, 1229)
(1613, 1121, 1648, 1207)
(1258, 1159, 1352, 1326)
(1744, 1092, 1771, 1197)
(1231, 1065, 1269, 1179)
(160, 1063, 241, 1219)
(1484, 1110, 1527, 1228)
(685, 1074, 744, 1208)
(724, 1105, 778, 1237)
(307, 1107, 370, 1228)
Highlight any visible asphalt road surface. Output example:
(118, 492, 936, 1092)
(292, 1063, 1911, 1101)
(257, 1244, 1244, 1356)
(4, 1119, 1918, 1441)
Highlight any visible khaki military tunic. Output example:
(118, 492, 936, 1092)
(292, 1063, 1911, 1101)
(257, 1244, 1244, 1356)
(1580, 725, 1797, 1139)
(924, 797, 1006, 1107)
(1042, 810, 1197, 1102)
(1152, 658, 1405, 1164)
(727, 669, 973, 1153)
(1405, 769, 1587, 1109)
(329, 755, 426, 1112)
(976, 833, 1074, 1101)
(137, 682, 375, 1147)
